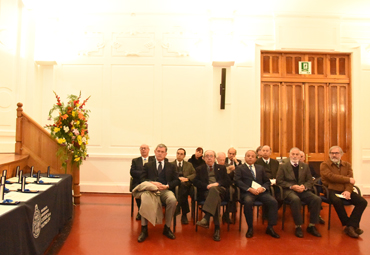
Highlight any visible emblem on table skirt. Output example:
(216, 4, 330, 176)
(33, 204, 42, 238)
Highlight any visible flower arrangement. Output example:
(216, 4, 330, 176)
(44, 91, 91, 171)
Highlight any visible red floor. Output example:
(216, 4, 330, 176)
(56, 193, 370, 255)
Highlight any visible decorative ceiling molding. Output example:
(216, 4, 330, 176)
(111, 28, 156, 57)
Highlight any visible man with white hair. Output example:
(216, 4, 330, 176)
(320, 146, 367, 238)
(276, 147, 322, 238)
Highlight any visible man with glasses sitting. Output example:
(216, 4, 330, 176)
(320, 146, 367, 238)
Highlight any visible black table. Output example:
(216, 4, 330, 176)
(0, 174, 73, 255)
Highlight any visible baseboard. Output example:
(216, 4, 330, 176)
(80, 182, 130, 193)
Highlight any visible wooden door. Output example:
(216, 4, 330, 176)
(261, 51, 351, 163)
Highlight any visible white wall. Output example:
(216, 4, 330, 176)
(1, 0, 370, 193)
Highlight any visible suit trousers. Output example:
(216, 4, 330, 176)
(202, 186, 227, 225)
(178, 182, 193, 214)
(242, 191, 278, 228)
(141, 189, 177, 228)
(329, 189, 368, 228)
(285, 190, 321, 225)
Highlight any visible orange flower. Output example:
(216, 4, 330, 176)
(81, 129, 85, 136)
(78, 111, 85, 120)
(61, 114, 68, 120)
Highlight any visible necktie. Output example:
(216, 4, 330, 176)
(143, 158, 147, 165)
(249, 165, 256, 180)
(210, 166, 213, 171)
(158, 162, 162, 174)
(294, 163, 298, 167)
(179, 162, 181, 168)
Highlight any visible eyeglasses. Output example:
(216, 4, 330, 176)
(204, 155, 215, 158)
(329, 152, 340, 155)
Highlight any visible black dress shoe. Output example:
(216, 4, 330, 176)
(135, 212, 141, 221)
(307, 226, 322, 237)
(355, 227, 364, 235)
(138, 226, 148, 242)
(344, 226, 359, 238)
(213, 229, 221, 241)
(163, 225, 176, 239)
(295, 226, 304, 238)
(196, 218, 209, 228)
(181, 214, 189, 225)
(266, 226, 280, 238)
(318, 215, 325, 225)
(245, 228, 253, 238)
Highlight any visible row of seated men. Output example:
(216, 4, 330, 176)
(130, 144, 367, 242)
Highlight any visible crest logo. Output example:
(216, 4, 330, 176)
(32, 204, 41, 238)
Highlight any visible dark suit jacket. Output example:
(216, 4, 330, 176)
(235, 164, 271, 195)
(170, 160, 196, 181)
(130, 155, 155, 190)
(276, 161, 314, 199)
(193, 163, 231, 199)
(140, 160, 180, 191)
(255, 157, 280, 179)
(225, 158, 242, 166)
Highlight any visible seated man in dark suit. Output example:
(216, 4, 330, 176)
(276, 147, 322, 238)
(171, 148, 196, 224)
(193, 150, 231, 241)
(320, 146, 367, 238)
(225, 147, 242, 168)
(130, 144, 155, 220)
(235, 150, 280, 238)
(255, 145, 279, 180)
(138, 144, 180, 242)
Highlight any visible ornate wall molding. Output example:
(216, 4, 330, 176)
(111, 28, 155, 57)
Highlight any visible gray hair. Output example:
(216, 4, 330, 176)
(155, 143, 167, 152)
(329, 146, 343, 155)
(204, 150, 216, 157)
(289, 147, 301, 153)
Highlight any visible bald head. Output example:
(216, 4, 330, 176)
(139, 144, 149, 157)
(217, 152, 226, 165)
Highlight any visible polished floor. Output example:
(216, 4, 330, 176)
(50, 193, 370, 255)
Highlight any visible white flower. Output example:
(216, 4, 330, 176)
(63, 126, 70, 132)
(82, 137, 87, 143)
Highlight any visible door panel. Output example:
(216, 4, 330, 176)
(261, 51, 351, 163)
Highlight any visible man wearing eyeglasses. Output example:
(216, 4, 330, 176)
(193, 150, 231, 241)
(320, 146, 367, 238)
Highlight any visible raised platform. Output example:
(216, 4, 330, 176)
(0, 153, 30, 178)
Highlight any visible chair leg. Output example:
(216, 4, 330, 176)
(302, 205, 305, 224)
(173, 210, 176, 232)
(239, 203, 243, 232)
(191, 200, 195, 224)
(131, 194, 134, 217)
(282, 203, 286, 230)
(328, 203, 331, 230)
(195, 202, 198, 232)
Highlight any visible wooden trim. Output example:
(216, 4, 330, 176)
(261, 77, 350, 83)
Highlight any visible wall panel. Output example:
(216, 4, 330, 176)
(110, 65, 155, 146)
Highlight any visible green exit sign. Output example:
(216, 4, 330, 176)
(299, 61, 311, 74)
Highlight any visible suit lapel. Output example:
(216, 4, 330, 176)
(286, 163, 296, 181)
